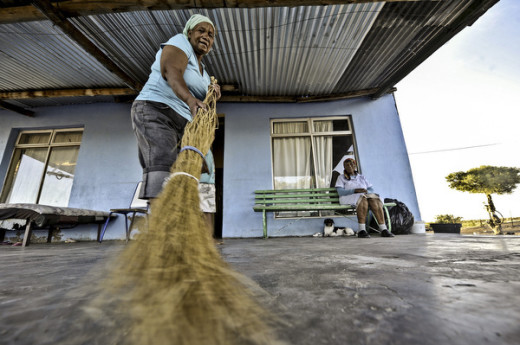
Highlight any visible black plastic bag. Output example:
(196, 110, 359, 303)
(383, 198, 415, 235)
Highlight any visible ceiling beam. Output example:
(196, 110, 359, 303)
(0, 86, 392, 103)
(297, 87, 395, 102)
(220, 87, 394, 103)
(0, 100, 35, 117)
(0, 0, 435, 24)
(30, 0, 142, 91)
(0, 88, 138, 99)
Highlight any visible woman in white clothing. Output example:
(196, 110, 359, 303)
(335, 158, 394, 238)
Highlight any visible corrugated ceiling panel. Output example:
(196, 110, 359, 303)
(334, 0, 473, 92)
(205, 4, 384, 96)
(0, 21, 123, 90)
(69, 10, 185, 82)
(68, 4, 382, 97)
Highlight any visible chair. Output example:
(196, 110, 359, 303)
(99, 182, 148, 243)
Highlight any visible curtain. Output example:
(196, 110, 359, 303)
(313, 121, 333, 188)
(18, 132, 51, 145)
(273, 122, 312, 189)
(53, 131, 83, 145)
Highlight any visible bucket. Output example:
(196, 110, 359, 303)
(411, 221, 426, 234)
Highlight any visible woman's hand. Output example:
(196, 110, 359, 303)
(187, 96, 207, 118)
(354, 188, 367, 194)
(212, 83, 221, 100)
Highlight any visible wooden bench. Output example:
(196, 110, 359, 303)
(0, 203, 114, 247)
(253, 188, 395, 238)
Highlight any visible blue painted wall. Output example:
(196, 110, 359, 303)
(218, 94, 421, 238)
(0, 103, 142, 241)
(0, 93, 420, 241)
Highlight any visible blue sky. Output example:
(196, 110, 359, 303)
(395, 0, 520, 222)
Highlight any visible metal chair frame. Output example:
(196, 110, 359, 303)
(99, 182, 148, 242)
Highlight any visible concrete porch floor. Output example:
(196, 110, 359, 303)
(0, 234, 519, 345)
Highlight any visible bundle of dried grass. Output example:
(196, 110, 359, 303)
(101, 78, 283, 345)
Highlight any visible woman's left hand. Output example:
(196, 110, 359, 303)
(212, 83, 221, 100)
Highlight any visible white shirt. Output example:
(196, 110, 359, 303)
(335, 173, 374, 205)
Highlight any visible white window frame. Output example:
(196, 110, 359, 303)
(270, 116, 358, 218)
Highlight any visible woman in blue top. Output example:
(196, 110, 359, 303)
(131, 14, 221, 199)
(335, 158, 394, 238)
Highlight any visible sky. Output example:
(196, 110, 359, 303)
(394, 0, 520, 222)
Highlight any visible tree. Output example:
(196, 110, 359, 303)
(446, 165, 520, 234)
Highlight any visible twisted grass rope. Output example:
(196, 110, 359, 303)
(169, 171, 199, 182)
(95, 78, 284, 345)
(179, 145, 205, 159)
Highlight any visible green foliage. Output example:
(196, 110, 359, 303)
(434, 214, 463, 224)
(446, 165, 520, 195)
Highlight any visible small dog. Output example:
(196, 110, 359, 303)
(323, 218, 355, 237)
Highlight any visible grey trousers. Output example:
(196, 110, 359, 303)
(131, 100, 188, 199)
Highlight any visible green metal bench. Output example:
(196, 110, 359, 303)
(253, 187, 395, 238)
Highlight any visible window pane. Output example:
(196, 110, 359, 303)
(313, 135, 333, 188)
(38, 146, 79, 206)
(273, 137, 313, 189)
(331, 137, 355, 171)
(273, 121, 308, 134)
(53, 131, 83, 144)
(3, 148, 47, 203)
(18, 132, 51, 145)
(313, 119, 350, 132)
(271, 117, 356, 219)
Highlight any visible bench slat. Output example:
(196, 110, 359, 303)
(255, 197, 340, 205)
(255, 193, 338, 200)
(254, 204, 355, 212)
(255, 187, 336, 193)
(254, 202, 395, 212)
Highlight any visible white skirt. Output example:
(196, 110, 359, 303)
(339, 193, 383, 207)
(199, 183, 216, 213)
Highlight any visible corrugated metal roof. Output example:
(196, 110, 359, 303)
(0, 21, 122, 90)
(334, 0, 473, 92)
(66, 4, 383, 96)
(0, 0, 500, 111)
(207, 3, 384, 96)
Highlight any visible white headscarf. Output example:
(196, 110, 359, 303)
(183, 14, 215, 38)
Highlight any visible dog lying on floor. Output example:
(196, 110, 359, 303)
(323, 218, 355, 237)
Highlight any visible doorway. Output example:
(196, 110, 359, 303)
(213, 116, 224, 238)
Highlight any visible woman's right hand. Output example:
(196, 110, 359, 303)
(211, 83, 221, 100)
(187, 97, 207, 118)
(354, 188, 367, 194)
